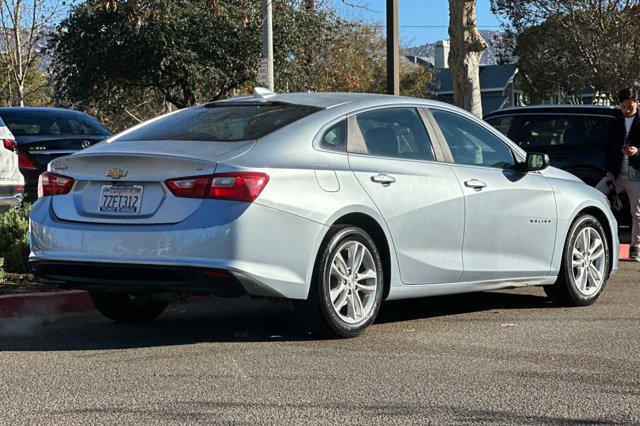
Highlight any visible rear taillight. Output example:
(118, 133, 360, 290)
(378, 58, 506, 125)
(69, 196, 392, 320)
(38, 172, 75, 198)
(18, 152, 37, 169)
(165, 172, 269, 202)
(2, 138, 16, 152)
(164, 176, 210, 198)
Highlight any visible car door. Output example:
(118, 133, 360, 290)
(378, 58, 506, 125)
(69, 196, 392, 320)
(347, 106, 465, 284)
(429, 108, 557, 282)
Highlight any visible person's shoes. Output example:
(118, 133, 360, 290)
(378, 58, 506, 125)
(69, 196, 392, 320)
(630, 247, 640, 261)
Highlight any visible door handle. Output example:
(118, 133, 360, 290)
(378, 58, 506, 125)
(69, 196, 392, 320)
(464, 179, 487, 190)
(371, 173, 396, 186)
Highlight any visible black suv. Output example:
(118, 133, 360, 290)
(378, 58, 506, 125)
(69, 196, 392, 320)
(484, 105, 619, 186)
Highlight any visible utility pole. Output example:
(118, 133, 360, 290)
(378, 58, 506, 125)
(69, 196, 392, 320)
(262, 0, 275, 91)
(386, 0, 399, 95)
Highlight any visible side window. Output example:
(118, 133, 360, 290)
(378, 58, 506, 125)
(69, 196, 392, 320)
(511, 115, 573, 147)
(354, 108, 435, 161)
(431, 109, 516, 169)
(485, 116, 513, 137)
(320, 120, 346, 152)
(574, 115, 615, 145)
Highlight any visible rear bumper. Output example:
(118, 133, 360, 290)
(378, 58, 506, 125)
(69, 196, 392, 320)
(0, 186, 23, 212)
(29, 198, 327, 300)
(30, 261, 284, 297)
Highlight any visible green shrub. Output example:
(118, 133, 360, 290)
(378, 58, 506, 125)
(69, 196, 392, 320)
(0, 203, 32, 274)
(3, 234, 30, 273)
(0, 203, 31, 254)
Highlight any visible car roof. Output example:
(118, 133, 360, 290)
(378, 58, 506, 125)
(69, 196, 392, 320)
(485, 104, 619, 118)
(0, 107, 91, 115)
(215, 91, 458, 111)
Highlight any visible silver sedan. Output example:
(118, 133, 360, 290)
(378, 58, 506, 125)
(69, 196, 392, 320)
(29, 90, 619, 337)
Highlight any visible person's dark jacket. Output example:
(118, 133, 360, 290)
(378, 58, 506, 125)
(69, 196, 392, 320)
(605, 111, 640, 177)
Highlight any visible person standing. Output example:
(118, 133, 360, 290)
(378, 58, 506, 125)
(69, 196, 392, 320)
(598, 88, 640, 260)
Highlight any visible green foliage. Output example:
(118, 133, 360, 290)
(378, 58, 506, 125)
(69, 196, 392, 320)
(492, 0, 640, 101)
(0, 56, 51, 107)
(0, 203, 32, 274)
(0, 204, 30, 254)
(49, 1, 432, 132)
(3, 234, 30, 274)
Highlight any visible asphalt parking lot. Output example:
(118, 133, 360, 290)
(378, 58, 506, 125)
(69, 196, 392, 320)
(1, 262, 639, 424)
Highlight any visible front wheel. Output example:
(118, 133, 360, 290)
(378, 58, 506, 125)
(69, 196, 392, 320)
(90, 292, 169, 323)
(544, 214, 610, 306)
(298, 225, 384, 338)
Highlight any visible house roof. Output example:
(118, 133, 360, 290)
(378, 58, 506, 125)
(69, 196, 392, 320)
(405, 55, 435, 68)
(431, 64, 517, 94)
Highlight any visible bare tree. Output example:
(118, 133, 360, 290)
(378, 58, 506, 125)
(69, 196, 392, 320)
(448, 0, 487, 117)
(0, 0, 62, 106)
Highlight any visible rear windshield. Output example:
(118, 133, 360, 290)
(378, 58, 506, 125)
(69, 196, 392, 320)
(0, 110, 111, 137)
(116, 102, 323, 142)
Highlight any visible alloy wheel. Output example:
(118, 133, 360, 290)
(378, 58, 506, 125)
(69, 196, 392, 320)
(328, 241, 378, 324)
(571, 226, 606, 297)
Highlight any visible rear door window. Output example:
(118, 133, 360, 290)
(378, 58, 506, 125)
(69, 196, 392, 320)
(117, 103, 322, 142)
(574, 115, 615, 145)
(352, 108, 435, 161)
(511, 115, 574, 148)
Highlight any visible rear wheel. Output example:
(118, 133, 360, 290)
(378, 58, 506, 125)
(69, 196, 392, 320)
(90, 292, 169, 323)
(298, 226, 384, 338)
(544, 214, 609, 306)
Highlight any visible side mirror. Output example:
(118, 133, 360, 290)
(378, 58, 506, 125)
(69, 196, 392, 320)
(524, 152, 550, 171)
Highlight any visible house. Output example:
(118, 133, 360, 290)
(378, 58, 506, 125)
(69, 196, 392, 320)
(422, 39, 611, 115)
(430, 63, 520, 115)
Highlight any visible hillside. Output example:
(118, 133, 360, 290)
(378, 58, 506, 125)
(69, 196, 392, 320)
(405, 30, 505, 65)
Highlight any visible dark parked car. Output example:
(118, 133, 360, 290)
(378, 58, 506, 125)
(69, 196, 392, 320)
(484, 105, 619, 186)
(0, 107, 112, 197)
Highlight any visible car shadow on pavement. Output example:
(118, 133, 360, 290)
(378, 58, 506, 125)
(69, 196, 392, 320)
(0, 289, 555, 351)
(377, 289, 554, 324)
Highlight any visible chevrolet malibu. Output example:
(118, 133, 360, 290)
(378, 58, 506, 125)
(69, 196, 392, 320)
(29, 90, 619, 337)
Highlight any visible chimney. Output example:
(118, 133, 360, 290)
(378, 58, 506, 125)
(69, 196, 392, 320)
(435, 40, 450, 69)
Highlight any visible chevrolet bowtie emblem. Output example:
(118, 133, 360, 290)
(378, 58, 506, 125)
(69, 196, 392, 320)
(105, 168, 128, 179)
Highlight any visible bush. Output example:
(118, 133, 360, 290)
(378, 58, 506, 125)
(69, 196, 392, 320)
(0, 203, 32, 274)
(3, 234, 30, 273)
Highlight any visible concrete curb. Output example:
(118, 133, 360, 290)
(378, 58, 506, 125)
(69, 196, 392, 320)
(0, 290, 93, 318)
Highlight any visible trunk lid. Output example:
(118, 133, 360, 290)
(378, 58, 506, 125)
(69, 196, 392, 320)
(49, 139, 254, 224)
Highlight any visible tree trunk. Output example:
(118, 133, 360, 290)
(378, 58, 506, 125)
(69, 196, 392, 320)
(448, 0, 487, 118)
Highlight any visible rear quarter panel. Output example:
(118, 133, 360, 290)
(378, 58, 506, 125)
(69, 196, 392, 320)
(221, 112, 404, 295)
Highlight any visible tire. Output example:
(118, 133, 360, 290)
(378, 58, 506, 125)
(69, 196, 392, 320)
(544, 214, 610, 306)
(90, 292, 169, 323)
(297, 225, 384, 338)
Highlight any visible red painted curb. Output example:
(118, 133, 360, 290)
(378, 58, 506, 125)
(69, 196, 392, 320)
(0, 291, 93, 318)
(620, 243, 630, 260)
(0, 243, 631, 317)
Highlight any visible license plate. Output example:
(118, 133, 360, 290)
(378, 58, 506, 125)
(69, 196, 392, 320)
(99, 184, 143, 214)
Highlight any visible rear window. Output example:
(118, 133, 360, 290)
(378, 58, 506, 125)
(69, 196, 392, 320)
(117, 103, 323, 142)
(0, 110, 110, 137)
